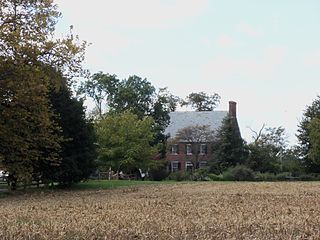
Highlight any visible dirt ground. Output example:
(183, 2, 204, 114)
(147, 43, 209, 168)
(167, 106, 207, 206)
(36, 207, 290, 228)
(1, 182, 320, 239)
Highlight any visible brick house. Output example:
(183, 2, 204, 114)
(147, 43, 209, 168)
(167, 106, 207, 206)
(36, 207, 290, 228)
(165, 101, 238, 172)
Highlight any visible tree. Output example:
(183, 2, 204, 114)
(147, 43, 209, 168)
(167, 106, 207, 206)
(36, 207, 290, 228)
(77, 72, 119, 118)
(150, 87, 180, 157)
(0, 0, 87, 188)
(308, 117, 320, 165)
(246, 125, 288, 173)
(170, 125, 215, 170)
(80, 74, 179, 156)
(109, 75, 156, 118)
(210, 117, 247, 173)
(297, 96, 320, 173)
(181, 92, 220, 111)
(95, 112, 156, 174)
(48, 81, 97, 186)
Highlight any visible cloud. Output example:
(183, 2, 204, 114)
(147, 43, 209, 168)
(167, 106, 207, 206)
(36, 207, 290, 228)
(303, 48, 320, 67)
(236, 22, 264, 37)
(201, 47, 287, 81)
(216, 35, 237, 48)
(54, 0, 208, 29)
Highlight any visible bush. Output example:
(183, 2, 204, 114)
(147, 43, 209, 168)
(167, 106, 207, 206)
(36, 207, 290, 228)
(148, 160, 169, 181)
(207, 173, 223, 181)
(166, 171, 191, 181)
(222, 165, 256, 181)
(255, 172, 277, 181)
(193, 168, 210, 181)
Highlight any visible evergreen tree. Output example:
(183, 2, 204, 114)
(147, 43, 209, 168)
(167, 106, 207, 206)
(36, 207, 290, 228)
(210, 117, 247, 173)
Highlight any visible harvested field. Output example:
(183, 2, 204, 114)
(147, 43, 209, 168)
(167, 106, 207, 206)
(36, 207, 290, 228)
(1, 182, 320, 239)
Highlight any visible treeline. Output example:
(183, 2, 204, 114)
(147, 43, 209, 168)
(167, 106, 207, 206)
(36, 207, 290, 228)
(1, 1, 320, 190)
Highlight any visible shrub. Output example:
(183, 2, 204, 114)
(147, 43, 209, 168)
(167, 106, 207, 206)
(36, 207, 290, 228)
(255, 172, 277, 181)
(193, 169, 210, 181)
(222, 165, 256, 181)
(148, 160, 169, 181)
(167, 171, 191, 181)
(207, 173, 223, 181)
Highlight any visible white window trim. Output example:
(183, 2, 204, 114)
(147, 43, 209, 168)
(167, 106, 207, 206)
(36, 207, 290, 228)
(186, 144, 192, 155)
(200, 144, 207, 155)
(171, 144, 178, 155)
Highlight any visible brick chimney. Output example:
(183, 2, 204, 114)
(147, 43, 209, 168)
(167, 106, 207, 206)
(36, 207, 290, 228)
(229, 101, 237, 118)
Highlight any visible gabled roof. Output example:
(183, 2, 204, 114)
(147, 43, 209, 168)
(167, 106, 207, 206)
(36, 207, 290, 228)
(164, 111, 228, 138)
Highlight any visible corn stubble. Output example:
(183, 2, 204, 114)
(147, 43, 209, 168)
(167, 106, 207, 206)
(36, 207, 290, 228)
(1, 182, 320, 239)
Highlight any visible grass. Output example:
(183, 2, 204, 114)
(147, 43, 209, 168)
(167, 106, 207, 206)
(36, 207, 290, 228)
(73, 179, 167, 190)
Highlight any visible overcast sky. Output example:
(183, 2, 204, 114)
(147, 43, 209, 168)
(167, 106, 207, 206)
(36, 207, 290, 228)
(54, 0, 320, 145)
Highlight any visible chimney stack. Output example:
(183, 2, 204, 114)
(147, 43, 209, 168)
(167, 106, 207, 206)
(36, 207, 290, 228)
(229, 101, 237, 118)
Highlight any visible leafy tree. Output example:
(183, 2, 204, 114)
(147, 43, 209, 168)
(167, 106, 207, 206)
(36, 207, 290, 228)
(80, 74, 179, 156)
(210, 117, 247, 173)
(297, 96, 320, 173)
(109, 75, 156, 118)
(0, 0, 87, 189)
(95, 111, 156, 174)
(150, 87, 180, 156)
(78, 72, 119, 118)
(280, 147, 304, 176)
(246, 125, 288, 173)
(181, 92, 221, 111)
(170, 125, 215, 169)
(48, 81, 97, 186)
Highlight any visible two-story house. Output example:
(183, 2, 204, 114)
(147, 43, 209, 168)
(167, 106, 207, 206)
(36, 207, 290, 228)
(165, 101, 238, 172)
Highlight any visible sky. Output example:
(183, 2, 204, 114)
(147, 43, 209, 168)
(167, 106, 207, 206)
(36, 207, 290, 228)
(54, 0, 320, 145)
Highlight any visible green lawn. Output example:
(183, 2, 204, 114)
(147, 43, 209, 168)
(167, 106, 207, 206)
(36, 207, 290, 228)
(73, 179, 168, 190)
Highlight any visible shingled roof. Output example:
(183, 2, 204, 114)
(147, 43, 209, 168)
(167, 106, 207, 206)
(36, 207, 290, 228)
(164, 111, 228, 138)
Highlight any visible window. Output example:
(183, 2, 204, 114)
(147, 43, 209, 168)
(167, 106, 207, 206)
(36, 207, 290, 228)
(171, 144, 178, 154)
(186, 144, 192, 155)
(171, 161, 180, 172)
(200, 144, 207, 155)
(185, 162, 193, 171)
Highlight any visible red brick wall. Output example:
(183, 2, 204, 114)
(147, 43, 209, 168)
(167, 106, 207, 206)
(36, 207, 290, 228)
(166, 142, 212, 171)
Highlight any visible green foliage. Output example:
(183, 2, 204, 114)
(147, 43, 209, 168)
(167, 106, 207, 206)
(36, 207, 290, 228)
(192, 168, 210, 181)
(109, 75, 155, 118)
(181, 92, 220, 111)
(207, 173, 223, 181)
(0, 0, 87, 189)
(297, 96, 320, 173)
(166, 171, 191, 181)
(79, 74, 178, 156)
(78, 72, 119, 118)
(148, 159, 169, 181)
(281, 147, 304, 176)
(246, 126, 288, 173)
(49, 83, 97, 186)
(222, 165, 256, 181)
(95, 112, 156, 173)
(308, 117, 320, 165)
(210, 117, 247, 173)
